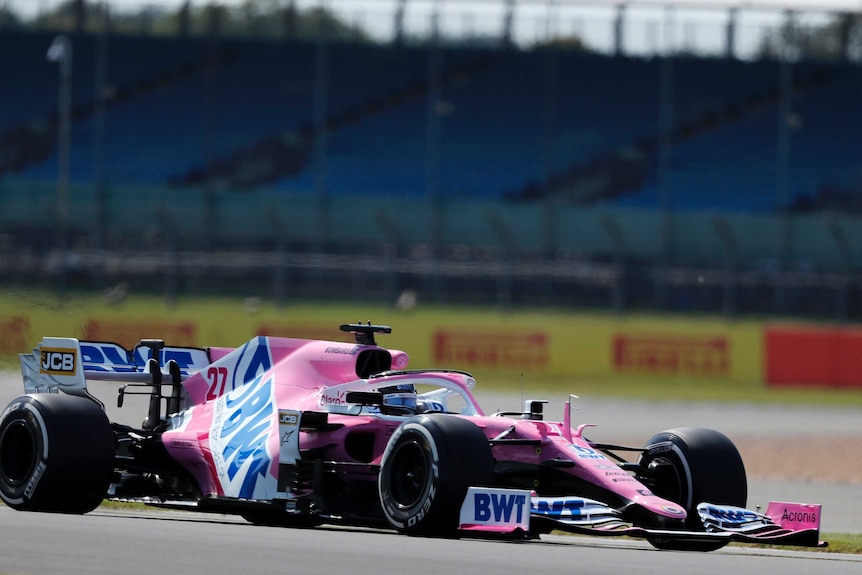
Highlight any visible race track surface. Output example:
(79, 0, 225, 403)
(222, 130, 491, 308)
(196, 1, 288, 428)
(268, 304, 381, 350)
(0, 506, 859, 575)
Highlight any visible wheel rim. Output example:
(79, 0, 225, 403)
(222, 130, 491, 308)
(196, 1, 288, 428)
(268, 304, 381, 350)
(388, 439, 429, 509)
(0, 420, 37, 486)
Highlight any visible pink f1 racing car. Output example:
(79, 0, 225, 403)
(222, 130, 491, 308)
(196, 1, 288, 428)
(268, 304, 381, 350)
(0, 323, 825, 551)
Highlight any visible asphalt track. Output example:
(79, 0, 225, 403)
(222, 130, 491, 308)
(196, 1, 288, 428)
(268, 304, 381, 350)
(0, 505, 860, 575)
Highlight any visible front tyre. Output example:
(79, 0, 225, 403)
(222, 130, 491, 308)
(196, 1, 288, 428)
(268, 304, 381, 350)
(0, 394, 115, 513)
(378, 415, 494, 536)
(639, 427, 747, 552)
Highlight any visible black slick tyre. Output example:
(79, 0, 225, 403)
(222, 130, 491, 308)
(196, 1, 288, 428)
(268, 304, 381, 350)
(639, 427, 747, 552)
(0, 394, 115, 513)
(378, 414, 494, 536)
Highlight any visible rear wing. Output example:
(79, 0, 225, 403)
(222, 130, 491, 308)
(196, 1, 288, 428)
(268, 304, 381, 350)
(20, 337, 213, 397)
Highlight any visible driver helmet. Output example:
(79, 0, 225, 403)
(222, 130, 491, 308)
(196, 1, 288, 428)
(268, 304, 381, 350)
(379, 384, 417, 413)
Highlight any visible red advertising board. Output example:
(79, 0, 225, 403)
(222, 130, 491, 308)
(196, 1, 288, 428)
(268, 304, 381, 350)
(0, 316, 30, 355)
(765, 326, 862, 388)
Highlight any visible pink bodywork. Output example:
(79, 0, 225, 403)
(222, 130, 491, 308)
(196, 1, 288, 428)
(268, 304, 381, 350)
(159, 336, 686, 521)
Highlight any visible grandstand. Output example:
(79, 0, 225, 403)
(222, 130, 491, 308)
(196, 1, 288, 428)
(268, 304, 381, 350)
(1, 0, 861, 318)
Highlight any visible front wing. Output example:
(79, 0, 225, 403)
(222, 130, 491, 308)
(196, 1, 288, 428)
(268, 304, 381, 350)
(458, 488, 826, 547)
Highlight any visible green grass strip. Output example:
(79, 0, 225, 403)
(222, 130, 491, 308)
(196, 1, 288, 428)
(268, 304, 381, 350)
(732, 532, 862, 554)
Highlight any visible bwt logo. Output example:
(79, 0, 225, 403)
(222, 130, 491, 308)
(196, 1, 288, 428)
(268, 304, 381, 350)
(474, 493, 527, 523)
(533, 498, 587, 517)
(40, 349, 76, 374)
(703, 505, 758, 524)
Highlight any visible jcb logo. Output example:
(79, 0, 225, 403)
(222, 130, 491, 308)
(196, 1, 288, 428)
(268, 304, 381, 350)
(40, 349, 76, 374)
(279, 411, 299, 426)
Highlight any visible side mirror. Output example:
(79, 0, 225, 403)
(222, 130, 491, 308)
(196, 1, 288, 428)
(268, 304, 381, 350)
(345, 391, 384, 407)
(524, 399, 548, 420)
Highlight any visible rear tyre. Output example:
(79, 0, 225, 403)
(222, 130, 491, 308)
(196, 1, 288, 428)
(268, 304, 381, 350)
(0, 394, 115, 513)
(378, 415, 494, 536)
(639, 427, 747, 552)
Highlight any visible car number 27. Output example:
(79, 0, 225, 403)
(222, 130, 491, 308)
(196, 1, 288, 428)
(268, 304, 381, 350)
(205, 366, 230, 401)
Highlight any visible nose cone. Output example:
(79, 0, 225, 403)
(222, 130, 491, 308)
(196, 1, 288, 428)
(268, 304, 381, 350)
(631, 493, 687, 521)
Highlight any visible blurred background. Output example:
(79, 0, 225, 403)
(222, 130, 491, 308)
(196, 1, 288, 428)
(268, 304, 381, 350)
(1, 0, 862, 320)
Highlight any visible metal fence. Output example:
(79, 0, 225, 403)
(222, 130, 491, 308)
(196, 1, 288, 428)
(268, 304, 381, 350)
(5, 1, 862, 60)
(2, 180, 862, 320)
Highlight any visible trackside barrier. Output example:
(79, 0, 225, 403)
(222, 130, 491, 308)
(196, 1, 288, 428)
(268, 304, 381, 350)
(765, 325, 862, 388)
(0, 316, 29, 356)
(6, 307, 861, 388)
(0, 304, 762, 387)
